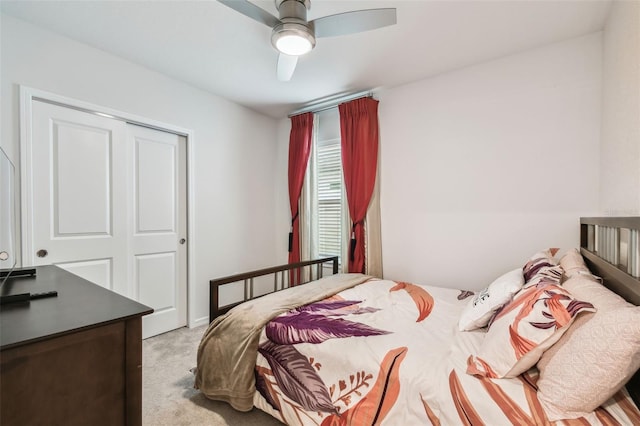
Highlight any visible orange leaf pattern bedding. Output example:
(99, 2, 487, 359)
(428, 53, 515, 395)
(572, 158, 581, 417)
(248, 278, 640, 425)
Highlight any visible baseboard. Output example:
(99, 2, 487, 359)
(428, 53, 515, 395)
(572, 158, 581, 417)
(190, 316, 209, 329)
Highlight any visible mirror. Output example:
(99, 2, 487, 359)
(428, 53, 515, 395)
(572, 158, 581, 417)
(0, 147, 16, 285)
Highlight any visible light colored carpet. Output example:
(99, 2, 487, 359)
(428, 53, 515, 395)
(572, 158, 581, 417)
(142, 325, 282, 426)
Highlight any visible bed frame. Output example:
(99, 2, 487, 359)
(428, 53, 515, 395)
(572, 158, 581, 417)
(580, 217, 640, 305)
(209, 256, 338, 322)
(580, 217, 640, 406)
(207, 218, 640, 405)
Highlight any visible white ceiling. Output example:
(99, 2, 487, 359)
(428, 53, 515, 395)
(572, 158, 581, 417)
(1, 0, 611, 118)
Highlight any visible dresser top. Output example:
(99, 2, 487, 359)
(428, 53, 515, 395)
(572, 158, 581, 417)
(1, 266, 153, 349)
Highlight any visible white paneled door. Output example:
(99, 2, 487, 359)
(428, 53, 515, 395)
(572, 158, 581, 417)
(128, 124, 187, 338)
(28, 100, 187, 338)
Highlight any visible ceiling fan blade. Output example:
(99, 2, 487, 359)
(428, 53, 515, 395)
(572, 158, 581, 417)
(312, 8, 397, 38)
(277, 53, 298, 81)
(218, 0, 280, 28)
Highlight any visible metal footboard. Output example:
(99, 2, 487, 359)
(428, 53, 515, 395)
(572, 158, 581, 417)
(209, 256, 339, 322)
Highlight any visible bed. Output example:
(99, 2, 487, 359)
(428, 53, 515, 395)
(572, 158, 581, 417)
(195, 217, 640, 425)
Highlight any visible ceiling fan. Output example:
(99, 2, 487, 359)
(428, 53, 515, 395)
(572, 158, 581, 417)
(218, 0, 397, 81)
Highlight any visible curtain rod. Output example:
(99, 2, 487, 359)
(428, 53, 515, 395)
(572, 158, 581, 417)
(288, 90, 373, 117)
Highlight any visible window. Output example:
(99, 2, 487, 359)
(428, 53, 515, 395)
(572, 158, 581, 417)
(299, 99, 382, 277)
(316, 137, 342, 260)
(310, 108, 347, 266)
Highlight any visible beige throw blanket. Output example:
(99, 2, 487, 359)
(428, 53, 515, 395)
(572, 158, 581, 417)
(195, 273, 372, 411)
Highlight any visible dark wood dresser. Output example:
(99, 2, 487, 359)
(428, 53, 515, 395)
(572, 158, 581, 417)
(0, 266, 153, 425)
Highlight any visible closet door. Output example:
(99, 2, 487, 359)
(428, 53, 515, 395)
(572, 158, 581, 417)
(30, 101, 130, 295)
(128, 124, 187, 338)
(28, 100, 187, 338)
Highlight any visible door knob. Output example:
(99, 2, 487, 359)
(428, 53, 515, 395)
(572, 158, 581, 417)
(179, 238, 186, 244)
(36, 249, 48, 258)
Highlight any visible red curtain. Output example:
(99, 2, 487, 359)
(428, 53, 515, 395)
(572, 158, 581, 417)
(287, 112, 314, 285)
(339, 97, 379, 274)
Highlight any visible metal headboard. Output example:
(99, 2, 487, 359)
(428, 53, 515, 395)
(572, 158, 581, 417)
(580, 217, 640, 406)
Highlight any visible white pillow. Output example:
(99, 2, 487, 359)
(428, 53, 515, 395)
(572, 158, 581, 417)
(458, 268, 524, 331)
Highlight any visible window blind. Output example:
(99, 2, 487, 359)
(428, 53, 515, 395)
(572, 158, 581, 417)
(316, 137, 342, 262)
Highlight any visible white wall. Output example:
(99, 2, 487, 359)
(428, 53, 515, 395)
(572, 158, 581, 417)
(377, 33, 603, 290)
(1, 14, 280, 326)
(600, 0, 640, 215)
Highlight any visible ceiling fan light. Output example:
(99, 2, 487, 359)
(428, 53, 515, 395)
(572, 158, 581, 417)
(271, 24, 315, 56)
(276, 34, 312, 55)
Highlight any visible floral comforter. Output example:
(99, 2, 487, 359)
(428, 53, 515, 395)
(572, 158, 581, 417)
(249, 277, 640, 425)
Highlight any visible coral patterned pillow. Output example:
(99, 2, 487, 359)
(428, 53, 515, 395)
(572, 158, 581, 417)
(466, 284, 595, 379)
(522, 248, 563, 288)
